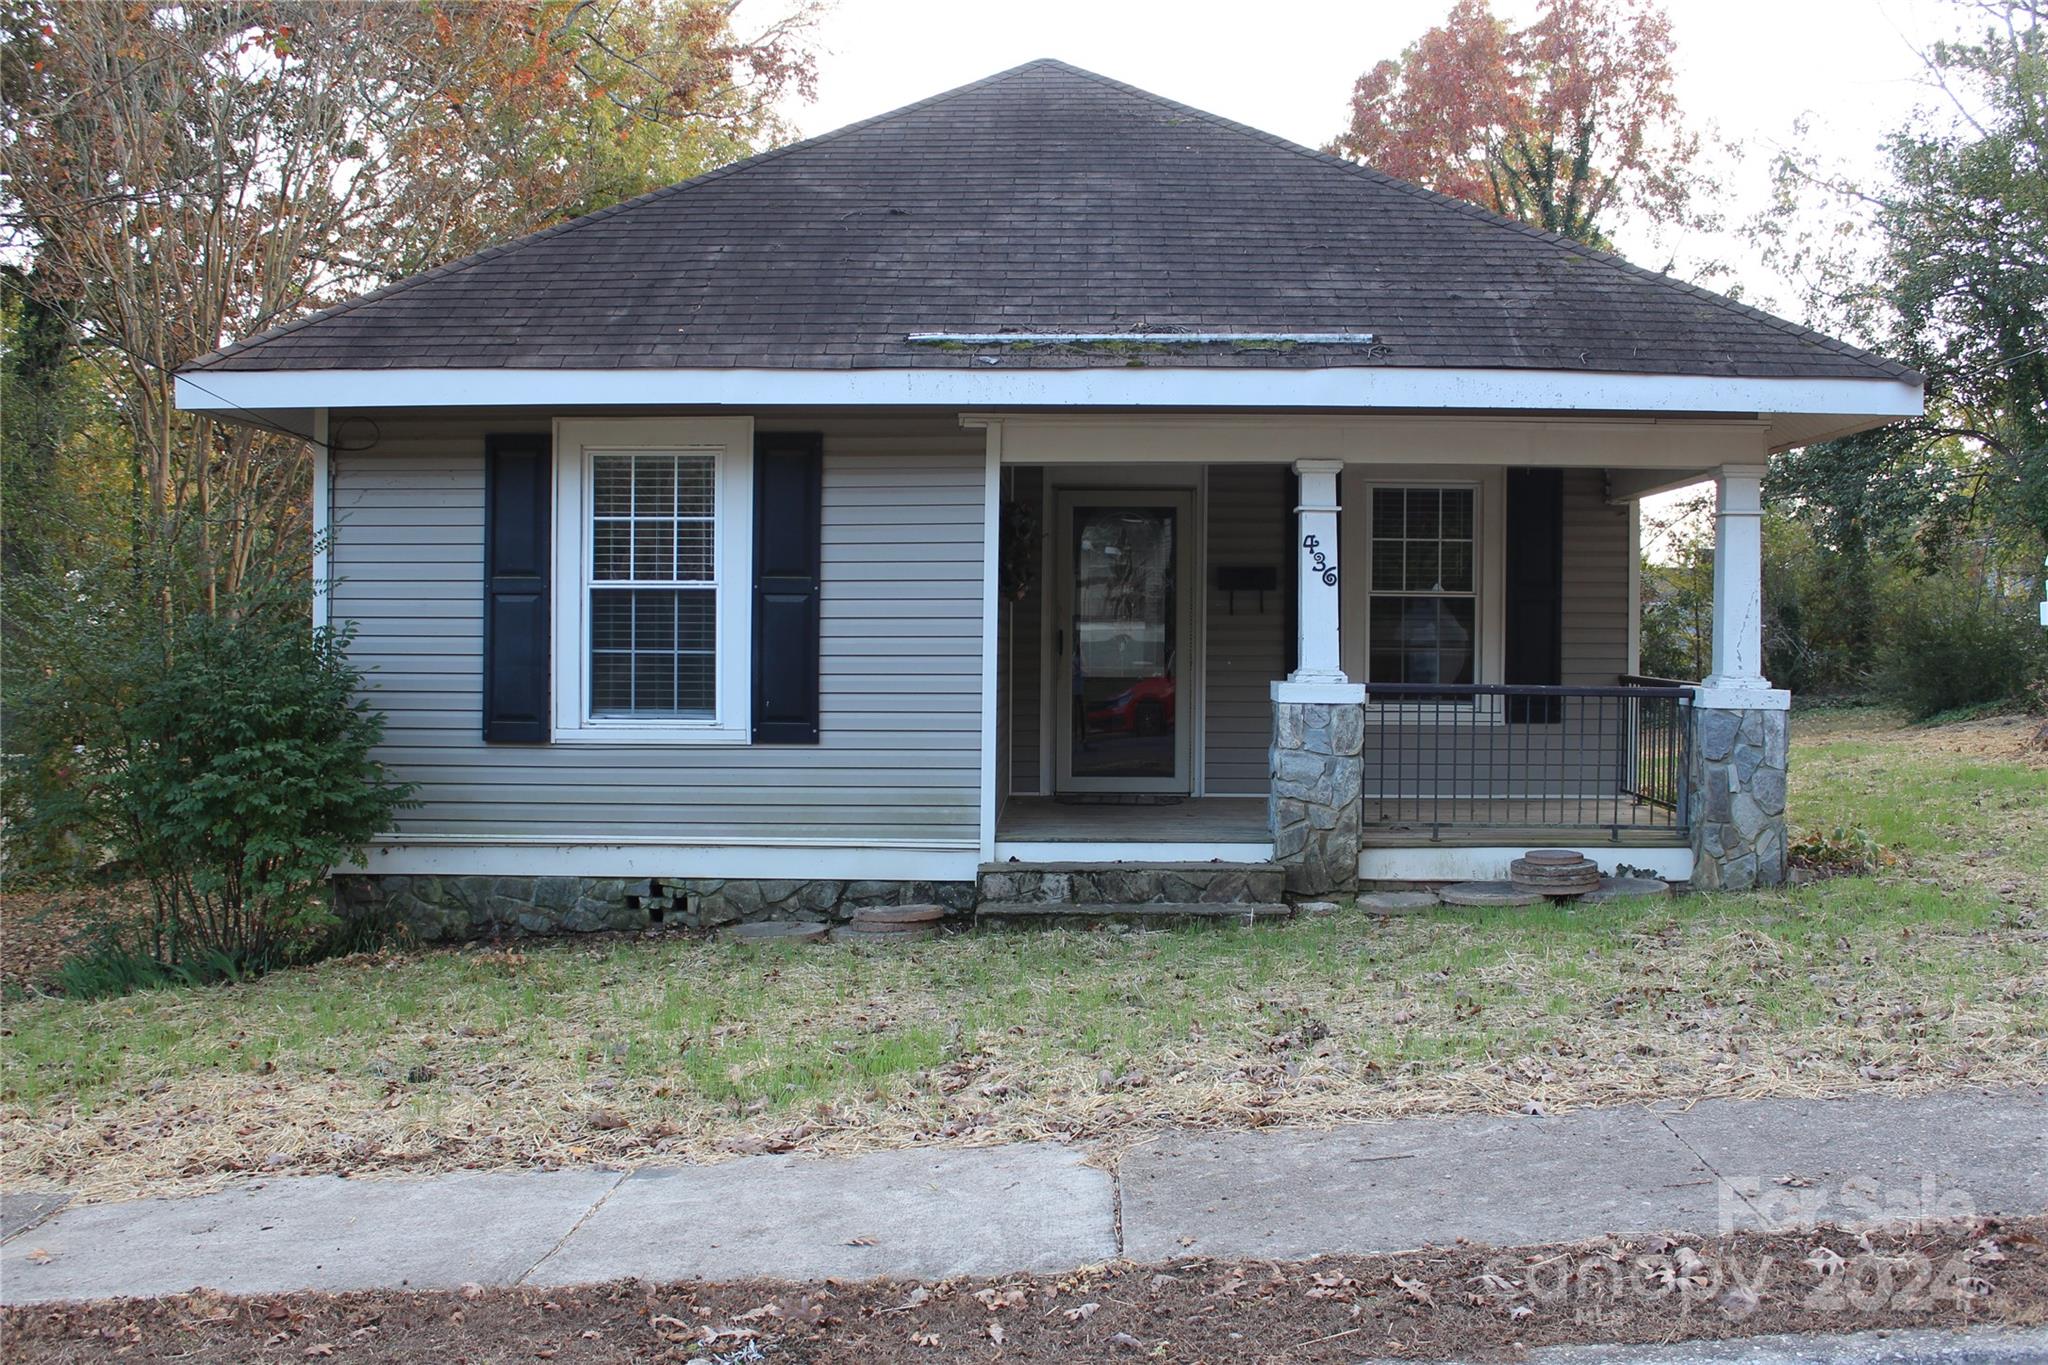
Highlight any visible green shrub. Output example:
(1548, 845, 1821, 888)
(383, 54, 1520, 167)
(1874, 582, 2048, 720)
(7, 581, 415, 983)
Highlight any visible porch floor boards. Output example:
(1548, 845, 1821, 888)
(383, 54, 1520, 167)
(997, 796, 1269, 844)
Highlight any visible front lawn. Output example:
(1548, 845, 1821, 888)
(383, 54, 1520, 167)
(3, 711, 2043, 1203)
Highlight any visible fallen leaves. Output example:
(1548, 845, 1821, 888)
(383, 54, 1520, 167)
(7, 709, 2047, 1205)
(972, 1286, 1027, 1312)
(1392, 1273, 1433, 1305)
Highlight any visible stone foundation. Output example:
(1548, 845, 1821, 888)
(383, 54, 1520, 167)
(976, 862, 1285, 905)
(335, 874, 976, 943)
(1269, 697, 1364, 897)
(1688, 703, 1789, 891)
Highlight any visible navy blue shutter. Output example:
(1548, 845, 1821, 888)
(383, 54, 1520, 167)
(483, 433, 551, 742)
(752, 432, 823, 744)
(1503, 468, 1564, 723)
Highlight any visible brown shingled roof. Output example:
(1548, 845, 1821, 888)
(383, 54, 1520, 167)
(186, 59, 1915, 383)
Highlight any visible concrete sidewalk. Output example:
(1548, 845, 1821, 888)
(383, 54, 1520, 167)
(2, 1088, 2042, 1305)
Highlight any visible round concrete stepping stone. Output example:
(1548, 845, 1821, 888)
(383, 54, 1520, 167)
(1355, 891, 1442, 914)
(1576, 876, 1672, 903)
(721, 920, 829, 943)
(847, 903, 944, 925)
(1438, 880, 1547, 908)
(1510, 850, 1600, 896)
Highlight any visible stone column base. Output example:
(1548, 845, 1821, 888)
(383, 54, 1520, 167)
(1270, 687, 1364, 898)
(1689, 702, 1790, 890)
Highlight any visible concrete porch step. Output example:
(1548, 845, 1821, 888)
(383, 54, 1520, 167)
(976, 861, 1285, 906)
(975, 901, 1294, 929)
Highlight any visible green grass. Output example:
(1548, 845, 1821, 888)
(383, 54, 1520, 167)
(3, 712, 2043, 1201)
(1794, 741, 2045, 870)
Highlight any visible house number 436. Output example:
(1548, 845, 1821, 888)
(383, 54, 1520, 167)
(1301, 534, 1338, 587)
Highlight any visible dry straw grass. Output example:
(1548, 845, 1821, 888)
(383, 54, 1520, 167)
(3, 712, 2043, 1205)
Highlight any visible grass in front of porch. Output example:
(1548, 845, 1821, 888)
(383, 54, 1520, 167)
(4, 712, 2043, 1203)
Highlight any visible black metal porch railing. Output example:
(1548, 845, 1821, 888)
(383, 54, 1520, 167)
(1361, 681, 1694, 839)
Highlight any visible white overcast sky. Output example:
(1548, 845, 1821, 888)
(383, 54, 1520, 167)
(775, 0, 1975, 318)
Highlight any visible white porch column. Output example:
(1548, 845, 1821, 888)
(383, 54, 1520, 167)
(1690, 461, 1791, 891)
(1704, 463, 1769, 692)
(1288, 458, 1348, 687)
(1270, 458, 1363, 896)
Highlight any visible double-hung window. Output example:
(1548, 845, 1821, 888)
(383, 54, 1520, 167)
(1366, 485, 1478, 698)
(553, 418, 753, 743)
(590, 452, 717, 716)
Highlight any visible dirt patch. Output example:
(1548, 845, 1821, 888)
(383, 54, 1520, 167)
(1893, 716, 2048, 769)
(1794, 708, 2048, 769)
(4, 1218, 2042, 1362)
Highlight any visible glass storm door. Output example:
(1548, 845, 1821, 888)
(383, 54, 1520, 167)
(1053, 491, 1194, 794)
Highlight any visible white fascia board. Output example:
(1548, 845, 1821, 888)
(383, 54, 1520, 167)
(175, 367, 1924, 421)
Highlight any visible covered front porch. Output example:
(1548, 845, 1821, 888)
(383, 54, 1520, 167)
(993, 677, 1698, 883)
(982, 415, 1789, 891)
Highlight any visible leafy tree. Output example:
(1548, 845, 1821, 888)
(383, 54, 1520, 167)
(0, 266, 114, 585)
(1326, 0, 1706, 248)
(1762, 1, 2046, 558)
(0, 0, 818, 618)
(1884, 0, 2048, 548)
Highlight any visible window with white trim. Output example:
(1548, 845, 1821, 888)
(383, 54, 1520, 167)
(589, 451, 718, 717)
(553, 418, 753, 744)
(1366, 486, 1477, 694)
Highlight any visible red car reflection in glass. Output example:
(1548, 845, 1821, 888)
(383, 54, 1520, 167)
(1085, 676, 1175, 736)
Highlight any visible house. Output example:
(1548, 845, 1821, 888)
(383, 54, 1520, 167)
(175, 60, 1922, 934)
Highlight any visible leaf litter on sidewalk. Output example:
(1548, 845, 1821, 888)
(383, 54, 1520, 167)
(4, 1217, 2044, 1362)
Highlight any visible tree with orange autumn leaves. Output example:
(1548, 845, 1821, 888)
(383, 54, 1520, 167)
(0, 0, 819, 615)
(1327, 0, 1706, 250)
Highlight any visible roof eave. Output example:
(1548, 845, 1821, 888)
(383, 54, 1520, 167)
(174, 365, 1923, 437)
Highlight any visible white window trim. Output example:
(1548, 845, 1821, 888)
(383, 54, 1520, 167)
(552, 416, 754, 745)
(1340, 467, 1507, 719)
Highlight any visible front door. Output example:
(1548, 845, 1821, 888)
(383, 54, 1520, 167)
(1053, 490, 1194, 794)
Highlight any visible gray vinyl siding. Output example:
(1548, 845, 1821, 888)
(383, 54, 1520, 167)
(329, 412, 984, 843)
(1560, 468, 1631, 683)
(1203, 465, 1290, 794)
